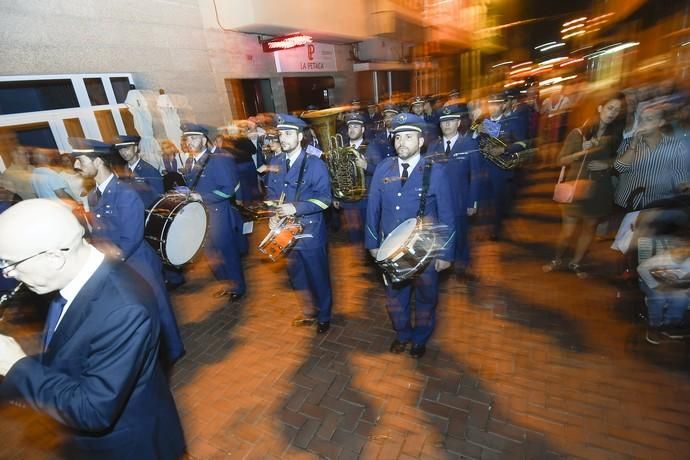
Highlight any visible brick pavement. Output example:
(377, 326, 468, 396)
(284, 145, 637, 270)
(1, 168, 690, 459)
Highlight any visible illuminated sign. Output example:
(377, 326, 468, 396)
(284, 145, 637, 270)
(262, 33, 313, 53)
(274, 43, 337, 73)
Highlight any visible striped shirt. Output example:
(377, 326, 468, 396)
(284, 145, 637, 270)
(614, 134, 690, 209)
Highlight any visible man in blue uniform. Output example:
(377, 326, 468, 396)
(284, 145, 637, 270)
(0, 199, 185, 459)
(410, 96, 439, 149)
(426, 104, 482, 277)
(181, 123, 247, 300)
(265, 114, 333, 334)
(337, 112, 385, 243)
(365, 113, 455, 359)
(113, 135, 164, 207)
(370, 104, 399, 159)
(478, 93, 528, 240)
(70, 138, 184, 366)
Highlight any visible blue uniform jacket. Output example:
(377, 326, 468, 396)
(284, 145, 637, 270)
(266, 149, 332, 250)
(0, 261, 185, 459)
(124, 160, 164, 208)
(185, 149, 245, 248)
(88, 178, 155, 264)
(87, 177, 185, 364)
(365, 156, 456, 262)
(371, 130, 397, 159)
(426, 133, 482, 215)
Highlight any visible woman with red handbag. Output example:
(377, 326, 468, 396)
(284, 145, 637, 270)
(543, 92, 627, 278)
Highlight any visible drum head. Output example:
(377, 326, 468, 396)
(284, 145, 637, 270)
(165, 201, 207, 265)
(377, 218, 418, 261)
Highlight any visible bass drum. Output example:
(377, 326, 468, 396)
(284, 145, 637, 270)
(145, 193, 208, 266)
(375, 218, 438, 283)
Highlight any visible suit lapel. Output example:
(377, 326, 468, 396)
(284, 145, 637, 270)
(42, 260, 111, 363)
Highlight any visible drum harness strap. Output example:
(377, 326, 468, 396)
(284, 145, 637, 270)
(187, 151, 240, 204)
(290, 152, 312, 240)
(416, 159, 433, 221)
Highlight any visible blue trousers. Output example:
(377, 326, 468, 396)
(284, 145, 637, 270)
(641, 280, 688, 327)
(455, 213, 470, 270)
(384, 262, 439, 345)
(127, 245, 185, 364)
(486, 164, 514, 235)
(287, 246, 333, 323)
(340, 201, 367, 243)
(206, 206, 246, 295)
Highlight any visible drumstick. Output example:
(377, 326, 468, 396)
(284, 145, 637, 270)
(278, 192, 285, 206)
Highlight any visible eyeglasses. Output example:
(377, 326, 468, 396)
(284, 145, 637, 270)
(0, 248, 70, 275)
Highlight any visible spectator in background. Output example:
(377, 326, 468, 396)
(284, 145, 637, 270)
(543, 92, 626, 278)
(614, 104, 690, 212)
(638, 244, 690, 344)
(30, 147, 81, 206)
(1, 147, 36, 201)
(540, 85, 572, 166)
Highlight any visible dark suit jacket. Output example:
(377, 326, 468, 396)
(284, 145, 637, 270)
(0, 261, 185, 459)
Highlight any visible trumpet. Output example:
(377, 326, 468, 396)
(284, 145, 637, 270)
(471, 120, 534, 170)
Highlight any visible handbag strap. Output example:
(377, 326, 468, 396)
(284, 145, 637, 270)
(571, 127, 589, 184)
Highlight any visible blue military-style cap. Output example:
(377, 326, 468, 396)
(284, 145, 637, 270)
(391, 113, 425, 133)
(275, 113, 307, 131)
(487, 93, 507, 104)
(382, 103, 399, 115)
(410, 96, 426, 106)
(438, 104, 469, 121)
(68, 137, 115, 156)
(345, 112, 366, 125)
(112, 134, 141, 148)
(180, 123, 209, 137)
(264, 130, 279, 141)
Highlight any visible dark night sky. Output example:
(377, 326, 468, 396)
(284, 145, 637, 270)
(493, 0, 593, 59)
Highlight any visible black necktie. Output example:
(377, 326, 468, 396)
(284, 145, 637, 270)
(445, 140, 451, 154)
(184, 156, 194, 173)
(401, 162, 410, 185)
(286, 158, 291, 172)
(43, 294, 67, 350)
(95, 188, 102, 201)
(388, 133, 393, 145)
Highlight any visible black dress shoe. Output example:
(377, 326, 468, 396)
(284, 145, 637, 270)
(292, 315, 317, 327)
(409, 343, 426, 359)
(316, 321, 330, 334)
(389, 339, 409, 354)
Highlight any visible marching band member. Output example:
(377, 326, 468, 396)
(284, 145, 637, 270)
(426, 104, 481, 277)
(371, 103, 400, 159)
(69, 138, 184, 366)
(113, 135, 164, 207)
(410, 95, 439, 149)
(181, 123, 247, 300)
(365, 113, 455, 359)
(338, 112, 385, 243)
(478, 92, 528, 240)
(265, 114, 333, 334)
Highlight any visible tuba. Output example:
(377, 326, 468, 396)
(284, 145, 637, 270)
(301, 108, 367, 201)
(472, 119, 534, 170)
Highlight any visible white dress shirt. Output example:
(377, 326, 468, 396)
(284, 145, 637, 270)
(398, 153, 421, 177)
(56, 245, 105, 328)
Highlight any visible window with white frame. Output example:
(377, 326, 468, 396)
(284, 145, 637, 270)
(0, 73, 136, 154)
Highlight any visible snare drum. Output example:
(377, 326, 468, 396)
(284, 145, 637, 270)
(258, 217, 303, 261)
(145, 193, 208, 266)
(375, 218, 438, 283)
